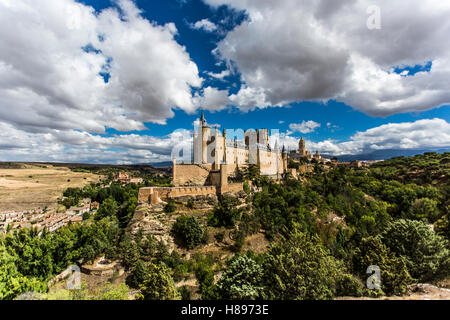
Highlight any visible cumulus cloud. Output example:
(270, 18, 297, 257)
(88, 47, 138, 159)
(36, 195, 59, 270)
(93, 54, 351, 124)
(205, 0, 450, 116)
(271, 118, 450, 156)
(0, 0, 205, 134)
(193, 86, 230, 111)
(189, 18, 218, 32)
(311, 118, 450, 155)
(0, 0, 233, 163)
(289, 121, 321, 134)
(206, 69, 231, 80)
(0, 120, 192, 164)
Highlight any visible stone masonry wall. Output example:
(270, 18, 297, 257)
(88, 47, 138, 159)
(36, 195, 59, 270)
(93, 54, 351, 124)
(138, 186, 217, 204)
(173, 164, 212, 186)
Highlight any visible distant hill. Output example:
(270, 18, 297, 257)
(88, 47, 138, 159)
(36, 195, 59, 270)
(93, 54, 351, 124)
(146, 161, 173, 168)
(322, 148, 450, 162)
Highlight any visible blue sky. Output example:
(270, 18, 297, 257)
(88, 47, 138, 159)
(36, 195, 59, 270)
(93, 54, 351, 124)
(0, 0, 449, 163)
(85, 0, 449, 152)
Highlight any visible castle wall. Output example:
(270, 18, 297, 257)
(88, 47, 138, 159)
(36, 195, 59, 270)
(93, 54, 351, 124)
(220, 182, 244, 194)
(138, 186, 217, 203)
(172, 164, 212, 186)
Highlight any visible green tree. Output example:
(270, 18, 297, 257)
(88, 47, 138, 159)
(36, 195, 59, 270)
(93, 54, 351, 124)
(164, 199, 177, 214)
(171, 216, 203, 250)
(136, 263, 181, 300)
(127, 260, 149, 289)
(208, 196, 241, 228)
(352, 237, 412, 296)
(95, 197, 118, 220)
(380, 219, 450, 282)
(216, 255, 264, 300)
(263, 228, 345, 300)
(0, 244, 46, 300)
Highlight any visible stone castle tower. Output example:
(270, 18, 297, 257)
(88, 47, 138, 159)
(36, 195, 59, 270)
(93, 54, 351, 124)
(299, 137, 307, 156)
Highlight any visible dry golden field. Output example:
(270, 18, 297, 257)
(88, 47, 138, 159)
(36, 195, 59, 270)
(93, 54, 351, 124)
(0, 164, 100, 212)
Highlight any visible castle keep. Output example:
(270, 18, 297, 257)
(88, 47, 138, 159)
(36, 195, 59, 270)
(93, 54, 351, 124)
(138, 112, 322, 204)
(176, 112, 288, 185)
(139, 112, 289, 204)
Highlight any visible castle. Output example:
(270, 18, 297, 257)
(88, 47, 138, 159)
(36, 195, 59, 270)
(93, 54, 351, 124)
(191, 112, 288, 178)
(138, 112, 318, 204)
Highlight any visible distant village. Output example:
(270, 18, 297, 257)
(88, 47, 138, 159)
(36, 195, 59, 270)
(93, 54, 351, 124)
(0, 172, 144, 235)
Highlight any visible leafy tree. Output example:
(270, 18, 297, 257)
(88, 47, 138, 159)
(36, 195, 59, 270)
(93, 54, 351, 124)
(164, 199, 177, 214)
(380, 219, 450, 282)
(208, 195, 242, 228)
(193, 255, 216, 300)
(136, 263, 181, 300)
(216, 255, 264, 300)
(352, 237, 412, 296)
(0, 243, 46, 300)
(118, 233, 140, 271)
(95, 197, 118, 220)
(263, 228, 345, 300)
(171, 216, 203, 250)
(127, 260, 149, 289)
(409, 198, 440, 223)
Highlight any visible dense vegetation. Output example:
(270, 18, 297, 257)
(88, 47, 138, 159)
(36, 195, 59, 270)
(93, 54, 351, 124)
(1, 152, 449, 300)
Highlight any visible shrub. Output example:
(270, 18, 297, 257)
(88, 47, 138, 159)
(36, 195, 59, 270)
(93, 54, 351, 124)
(352, 237, 412, 296)
(171, 216, 203, 250)
(208, 196, 241, 228)
(179, 286, 191, 300)
(214, 231, 225, 243)
(380, 219, 450, 282)
(335, 273, 364, 297)
(164, 199, 177, 214)
(136, 263, 181, 300)
(216, 255, 265, 300)
(262, 228, 345, 300)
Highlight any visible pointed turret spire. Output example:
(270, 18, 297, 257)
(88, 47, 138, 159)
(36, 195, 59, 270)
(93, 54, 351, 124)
(200, 111, 206, 126)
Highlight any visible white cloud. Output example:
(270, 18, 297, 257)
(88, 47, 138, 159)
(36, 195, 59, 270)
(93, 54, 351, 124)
(0, 0, 204, 134)
(272, 118, 450, 156)
(193, 86, 230, 111)
(0, 120, 193, 164)
(310, 118, 450, 155)
(206, 69, 231, 80)
(289, 121, 321, 134)
(190, 18, 218, 32)
(205, 0, 450, 116)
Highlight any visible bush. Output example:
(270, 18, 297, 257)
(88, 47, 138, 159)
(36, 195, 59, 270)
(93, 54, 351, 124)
(216, 255, 265, 300)
(127, 260, 149, 289)
(214, 231, 225, 243)
(136, 263, 181, 300)
(352, 237, 412, 296)
(380, 219, 450, 282)
(179, 286, 191, 300)
(171, 216, 203, 250)
(335, 274, 364, 297)
(262, 228, 345, 300)
(208, 196, 241, 228)
(164, 199, 177, 214)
